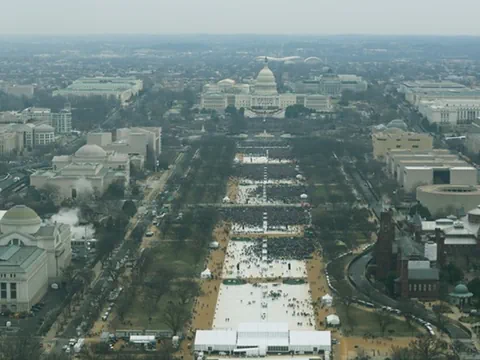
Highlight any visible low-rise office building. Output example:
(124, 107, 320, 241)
(372, 128, 433, 160)
(0, 83, 34, 98)
(420, 211, 480, 268)
(295, 73, 367, 96)
(0, 122, 57, 154)
(398, 80, 480, 108)
(385, 149, 475, 191)
(418, 99, 480, 128)
(21, 107, 72, 134)
(403, 166, 477, 192)
(87, 127, 161, 168)
(53, 77, 143, 102)
(386, 149, 455, 175)
(0, 205, 72, 311)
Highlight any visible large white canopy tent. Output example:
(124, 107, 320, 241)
(325, 314, 340, 326)
(194, 323, 331, 354)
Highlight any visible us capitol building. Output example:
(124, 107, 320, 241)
(200, 58, 333, 118)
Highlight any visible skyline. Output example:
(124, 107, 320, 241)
(1, 0, 480, 36)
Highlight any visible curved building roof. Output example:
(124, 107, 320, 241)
(450, 283, 473, 298)
(35, 124, 55, 132)
(75, 144, 107, 158)
(254, 58, 278, 96)
(2, 205, 40, 222)
(218, 78, 236, 85)
(386, 119, 408, 131)
(0, 205, 42, 235)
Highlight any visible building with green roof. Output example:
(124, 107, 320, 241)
(449, 283, 474, 308)
(0, 205, 72, 311)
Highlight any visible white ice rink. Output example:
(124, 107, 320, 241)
(213, 283, 315, 330)
(222, 240, 307, 279)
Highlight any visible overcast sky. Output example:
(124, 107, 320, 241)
(1, 0, 479, 36)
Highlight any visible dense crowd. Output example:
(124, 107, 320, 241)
(235, 164, 298, 180)
(268, 148, 292, 160)
(251, 237, 315, 260)
(219, 207, 310, 227)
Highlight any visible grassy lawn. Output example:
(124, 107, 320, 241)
(117, 242, 205, 330)
(336, 304, 423, 337)
(310, 185, 327, 205)
(121, 291, 185, 330)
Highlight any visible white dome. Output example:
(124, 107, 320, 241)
(75, 144, 107, 158)
(255, 58, 278, 95)
(218, 78, 236, 85)
(0, 205, 41, 234)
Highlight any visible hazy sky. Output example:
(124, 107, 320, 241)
(1, 0, 479, 36)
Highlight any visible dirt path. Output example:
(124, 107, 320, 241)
(177, 223, 231, 360)
(336, 336, 416, 360)
(226, 177, 239, 202)
(306, 252, 336, 330)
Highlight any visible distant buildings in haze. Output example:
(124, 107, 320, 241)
(53, 77, 143, 102)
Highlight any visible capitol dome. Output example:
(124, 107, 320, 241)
(0, 205, 42, 234)
(75, 144, 107, 158)
(255, 58, 278, 95)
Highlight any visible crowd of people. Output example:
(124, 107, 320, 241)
(251, 237, 315, 260)
(219, 207, 310, 228)
(235, 164, 299, 180)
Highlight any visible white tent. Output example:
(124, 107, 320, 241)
(326, 314, 340, 326)
(300, 193, 308, 199)
(223, 196, 231, 203)
(129, 335, 156, 344)
(201, 268, 212, 279)
(209, 241, 219, 249)
(321, 293, 333, 306)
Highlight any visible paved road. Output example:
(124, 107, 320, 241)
(349, 252, 471, 339)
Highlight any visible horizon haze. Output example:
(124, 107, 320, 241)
(1, 0, 480, 36)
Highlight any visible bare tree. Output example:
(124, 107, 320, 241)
(374, 309, 393, 337)
(390, 346, 412, 360)
(117, 287, 135, 322)
(163, 301, 189, 335)
(341, 296, 353, 317)
(174, 279, 201, 305)
(397, 300, 416, 335)
(61, 264, 77, 293)
(433, 304, 449, 333)
(0, 333, 42, 360)
(409, 335, 450, 360)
